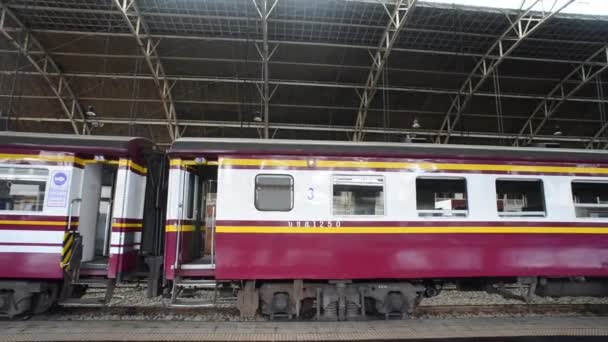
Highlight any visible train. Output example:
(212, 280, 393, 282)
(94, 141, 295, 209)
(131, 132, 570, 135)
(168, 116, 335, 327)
(1, 131, 608, 319)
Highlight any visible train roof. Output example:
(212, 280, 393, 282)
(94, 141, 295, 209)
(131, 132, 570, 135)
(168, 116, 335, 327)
(0, 131, 155, 157)
(170, 138, 608, 163)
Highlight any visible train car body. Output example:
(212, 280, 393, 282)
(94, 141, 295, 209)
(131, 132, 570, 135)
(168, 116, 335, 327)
(0, 132, 164, 317)
(165, 138, 608, 318)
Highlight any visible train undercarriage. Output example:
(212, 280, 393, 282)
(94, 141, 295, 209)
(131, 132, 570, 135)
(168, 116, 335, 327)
(2, 275, 608, 319)
(231, 276, 608, 320)
(0, 281, 59, 318)
(238, 280, 428, 320)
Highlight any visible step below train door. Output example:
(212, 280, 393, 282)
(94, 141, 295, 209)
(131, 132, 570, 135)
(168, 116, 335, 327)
(177, 159, 218, 276)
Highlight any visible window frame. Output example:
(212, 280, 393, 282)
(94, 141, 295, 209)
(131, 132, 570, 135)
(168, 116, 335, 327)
(254, 173, 294, 212)
(415, 176, 469, 218)
(571, 179, 608, 219)
(331, 174, 386, 217)
(0, 166, 50, 213)
(495, 178, 546, 217)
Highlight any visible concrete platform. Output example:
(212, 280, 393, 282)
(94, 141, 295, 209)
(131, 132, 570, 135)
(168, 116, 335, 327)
(2, 316, 608, 341)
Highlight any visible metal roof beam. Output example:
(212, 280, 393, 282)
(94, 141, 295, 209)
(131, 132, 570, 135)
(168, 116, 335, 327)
(0, 49, 574, 82)
(353, 0, 417, 142)
(0, 2, 85, 135)
(7, 4, 605, 48)
(515, 45, 608, 147)
(587, 76, 608, 149)
(1, 93, 602, 124)
(436, 0, 575, 144)
(3, 48, 608, 85)
(3, 70, 608, 104)
(587, 119, 608, 149)
(113, 0, 177, 141)
(2, 93, 606, 124)
(9, 115, 607, 145)
(4, 28, 603, 67)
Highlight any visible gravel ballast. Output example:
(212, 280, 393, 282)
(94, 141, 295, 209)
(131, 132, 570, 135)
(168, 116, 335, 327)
(32, 285, 608, 322)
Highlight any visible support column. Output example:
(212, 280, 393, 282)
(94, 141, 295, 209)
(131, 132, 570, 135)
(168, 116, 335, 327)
(252, 0, 279, 139)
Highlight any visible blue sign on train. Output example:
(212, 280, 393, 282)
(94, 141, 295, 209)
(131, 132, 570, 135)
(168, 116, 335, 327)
(53, 172, 67, 186)
(47, 171, 70, 207)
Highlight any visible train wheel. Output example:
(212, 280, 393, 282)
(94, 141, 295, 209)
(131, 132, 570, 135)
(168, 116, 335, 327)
(236, 281, 258, 319)
(32, 284, 59, 314)
(299, 298, 315, 319)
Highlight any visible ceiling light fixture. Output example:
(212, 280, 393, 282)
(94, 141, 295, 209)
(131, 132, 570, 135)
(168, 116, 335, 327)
(412, 118, 421, 129)
(85, 106, 97, 117)
(252, 111, 262, 122)
(553, 125, 562, 136)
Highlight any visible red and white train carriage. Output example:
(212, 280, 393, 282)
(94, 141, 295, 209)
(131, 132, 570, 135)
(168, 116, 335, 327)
(165, 138, 608, 319)
(0, 132, 164, 317)
(2, 132, 608, 319)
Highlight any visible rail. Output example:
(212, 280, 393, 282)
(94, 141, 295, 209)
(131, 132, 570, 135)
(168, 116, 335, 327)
(44, 303, 608, 321)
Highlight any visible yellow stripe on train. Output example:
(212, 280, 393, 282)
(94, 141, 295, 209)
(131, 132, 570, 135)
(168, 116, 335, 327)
(112, 222, 143, 229)
(215, 226, 608, 234)
(0, 153, 86, 167)
(118, 159, 147, 174)
(219, 158, 608, 175)
(0, 220, 77, 226)
(165, 224, 196, 232)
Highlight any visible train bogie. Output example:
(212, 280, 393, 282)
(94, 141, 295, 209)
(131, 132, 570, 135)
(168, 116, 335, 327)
(250, 281, 427, 320)
(0, 281, 59, 317)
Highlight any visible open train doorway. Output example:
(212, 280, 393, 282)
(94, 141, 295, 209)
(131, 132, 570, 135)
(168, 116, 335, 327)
(175, 161, 218, 273)
(77, 163, 117, 273)
(165, 159, 220, 306)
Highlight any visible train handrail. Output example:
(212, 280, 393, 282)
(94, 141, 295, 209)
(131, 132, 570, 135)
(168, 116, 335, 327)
(173, 164, 186, 271)
(67, 198, 82, 231)
(210, 205, 216, 265)
(101, 199, 113, 257)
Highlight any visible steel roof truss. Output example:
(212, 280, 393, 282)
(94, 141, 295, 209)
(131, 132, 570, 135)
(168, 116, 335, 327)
(517, 46, 608, 147)
(436, 0, 575, 144)
(353, 0, 417, 142)
(114, 0, 178, 141)
(0, 2, 85, 135)
(252, 0, 279, 139)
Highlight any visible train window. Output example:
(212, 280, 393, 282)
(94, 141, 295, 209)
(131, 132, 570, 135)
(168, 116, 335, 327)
(255, 174, 293, 211)
(416, 177, 468, 217)
(185, 172, 197, 219)
(0, 167, 48, 212)
(496, 179, 545, 217)
(332, 175, 384, 216)
(572, 181, 608, 218)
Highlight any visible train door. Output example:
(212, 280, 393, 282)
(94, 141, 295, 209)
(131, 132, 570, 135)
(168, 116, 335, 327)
(201, 179, 217, 265)
(168, 160, 220, 306)
(179, 164, 218, 272)
(77, 163, 117, 273)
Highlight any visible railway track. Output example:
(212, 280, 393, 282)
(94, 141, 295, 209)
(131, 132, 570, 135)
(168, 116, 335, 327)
(416, 303, 608, 317)
(30, 303, 608, 321)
